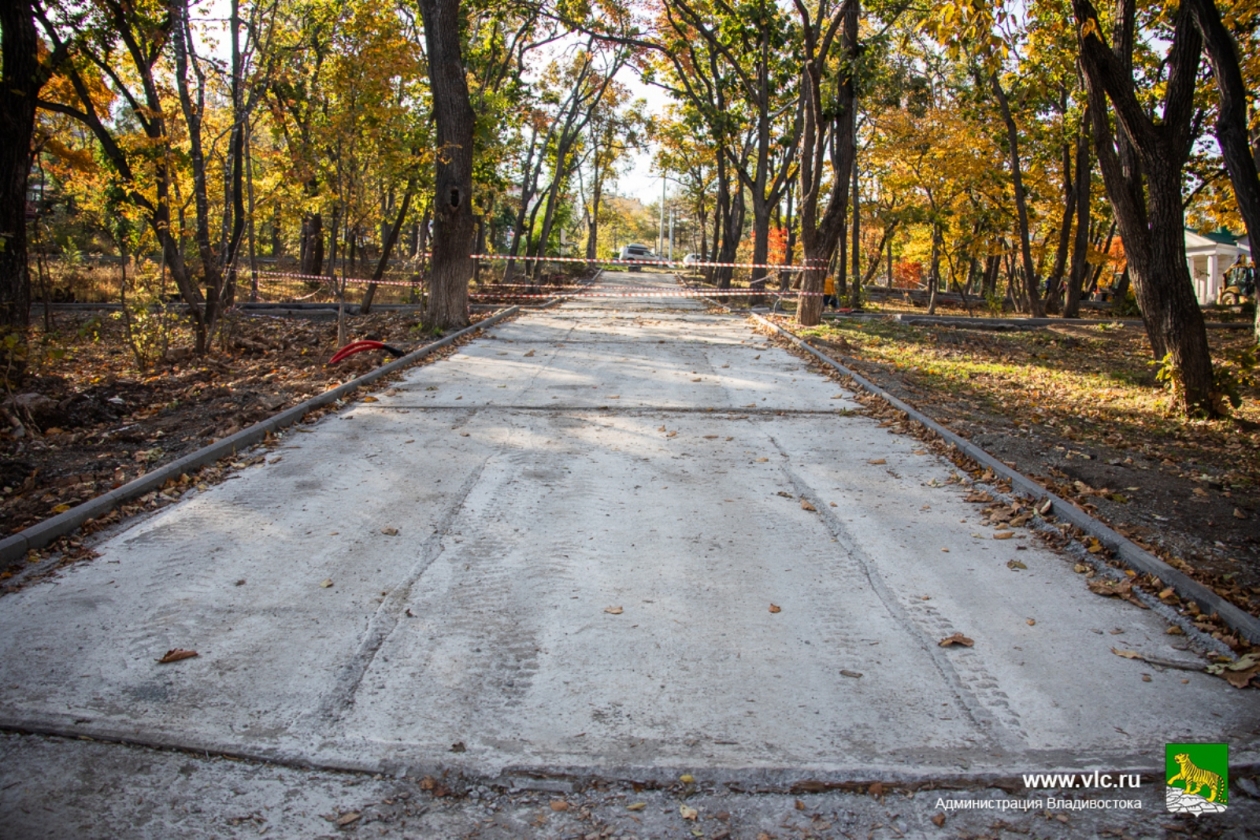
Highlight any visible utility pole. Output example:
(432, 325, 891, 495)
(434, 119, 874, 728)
(668, 209, 675, 261)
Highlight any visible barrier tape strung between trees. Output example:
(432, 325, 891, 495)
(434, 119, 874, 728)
(467, 289, 824, 299)
(243, 252, 814, 287)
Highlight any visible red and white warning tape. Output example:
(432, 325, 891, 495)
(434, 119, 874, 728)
(469, 289, 822, 299)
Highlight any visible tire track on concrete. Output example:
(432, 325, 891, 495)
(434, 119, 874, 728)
(766, 434, 1024, 755)
(306, 457, 490, 731)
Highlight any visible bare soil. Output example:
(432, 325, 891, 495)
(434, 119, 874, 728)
(1, 308, 463, 576)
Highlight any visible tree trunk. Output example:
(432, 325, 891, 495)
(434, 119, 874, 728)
(361, 181, 415, 313)
(991, 73, 1045, 317)
(1044, 143, 1077, 314)
(418, 0, 474, 331)
(926, 222, 941, 315)
(850, 147, 861, 306)
(1063, 113, 1092, 318)
(795, 0, 858, 327)
(300, 210, 324, 277)
(1076, 0, 1217, 413)
(0, 0, 41, 339)
(172, 0, 225, 347)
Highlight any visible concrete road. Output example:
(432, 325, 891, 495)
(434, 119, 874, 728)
(1, 270, 1258, 837)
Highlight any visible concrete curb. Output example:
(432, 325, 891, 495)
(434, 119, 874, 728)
(11, 712, 1256, 791)
(0, 306, 523, 566)
(752, 314, 1260, 646)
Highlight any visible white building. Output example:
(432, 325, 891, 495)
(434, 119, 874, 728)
(1186, 229, 1250, 305)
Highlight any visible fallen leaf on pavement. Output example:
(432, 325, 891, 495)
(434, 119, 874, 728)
(868, 458, 886, 465)
(336, 812, 361, 826)
(931, 812, 946, 827)
(626, 802, 647, 811)
(1087, 578, 1147, 607)
(1026, 618, 1036, 626)
(1206, 653, 1260, 689)
(51, 503, 72, 514)
(680, 774, 695, 783)
(666, 431, 677, 438)
(360, 396, 378, 403)
(550, 800, 569, 811)
(320, 578, 334, 588)
(800, 499, 816, 511)
(680, 805, 698, 820)
(939, 633, 974, 648)
(1007, 559, 1027, 570)
(1111, 648, 1141, 659)
(523, 350, 535, 357)
(604, 606, 623, 615)
(381, 527, 398, 536)
(1235, 508, 1248, 520)
(840, 669, 863, 678)
(769, 603, 782, 613)
(993, 531, 1014, 540)
(157, 649, 198, 664)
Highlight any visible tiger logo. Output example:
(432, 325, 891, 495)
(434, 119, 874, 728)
(1168, 753, 1225, 803)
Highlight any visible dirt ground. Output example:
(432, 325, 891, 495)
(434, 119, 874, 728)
(767, 309, 1260, 631)
(0, 308, 472, 577)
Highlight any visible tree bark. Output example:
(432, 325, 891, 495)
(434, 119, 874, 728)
(418, 0, 474, 332)
(1063, 112, 1092, 318)
(1044, 142, 1077, 314)
(990, 73, 1044, 317)
(361, 181, 415, 313)
(1075, 0, 1217, 414)
(0, 0, 44, 338)
(796, 0, 858, 327)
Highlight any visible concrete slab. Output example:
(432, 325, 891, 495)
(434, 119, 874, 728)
(1, 270, 1257, 797)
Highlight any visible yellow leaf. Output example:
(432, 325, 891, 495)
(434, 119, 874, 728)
(626, 802, 646, 811)
(1111, 648, 1141, 659)
(604, 606, 623, 615)
(680, 774, 694, 783)
(51, 503, 72, 514)
(361, 395, 379, 403)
